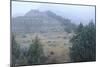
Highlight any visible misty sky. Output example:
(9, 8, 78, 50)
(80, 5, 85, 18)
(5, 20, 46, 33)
(12, 1, 95, 25)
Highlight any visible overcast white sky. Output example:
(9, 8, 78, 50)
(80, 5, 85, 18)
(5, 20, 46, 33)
(12, 1, 95, 25)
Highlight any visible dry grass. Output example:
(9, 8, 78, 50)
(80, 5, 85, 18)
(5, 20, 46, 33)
(15, 32, 74, 63)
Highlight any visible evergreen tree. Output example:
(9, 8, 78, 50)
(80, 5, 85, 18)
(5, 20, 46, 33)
(27, 36, 45, 65)
(70, 21, 96, 62)
(76, 23, 84, 33)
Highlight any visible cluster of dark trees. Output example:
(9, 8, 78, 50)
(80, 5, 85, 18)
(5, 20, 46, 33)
(11, 35, 46, 67)
(70, 21, 96, 62)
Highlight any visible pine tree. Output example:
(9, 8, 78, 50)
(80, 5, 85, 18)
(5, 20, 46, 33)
(70, 21, 96, 62)
(27, 36, 45, 65)
(76, 22, 84, 33)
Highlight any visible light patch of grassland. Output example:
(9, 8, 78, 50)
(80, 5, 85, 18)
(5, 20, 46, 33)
(14, 32, 74, 63)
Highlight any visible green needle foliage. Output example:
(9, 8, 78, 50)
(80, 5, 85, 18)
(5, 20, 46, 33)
(27, 36, 45, 65)
(70, 21, 96, 62)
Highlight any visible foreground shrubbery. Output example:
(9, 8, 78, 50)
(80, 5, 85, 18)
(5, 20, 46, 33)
(12, 35, 46, 66)
(12, 35, 20, 66)
(70, 21, 96, 62)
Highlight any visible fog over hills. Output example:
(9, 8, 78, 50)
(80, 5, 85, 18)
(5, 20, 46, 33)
(12, 1, 95, 25)
(12, 9, 76, 33)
